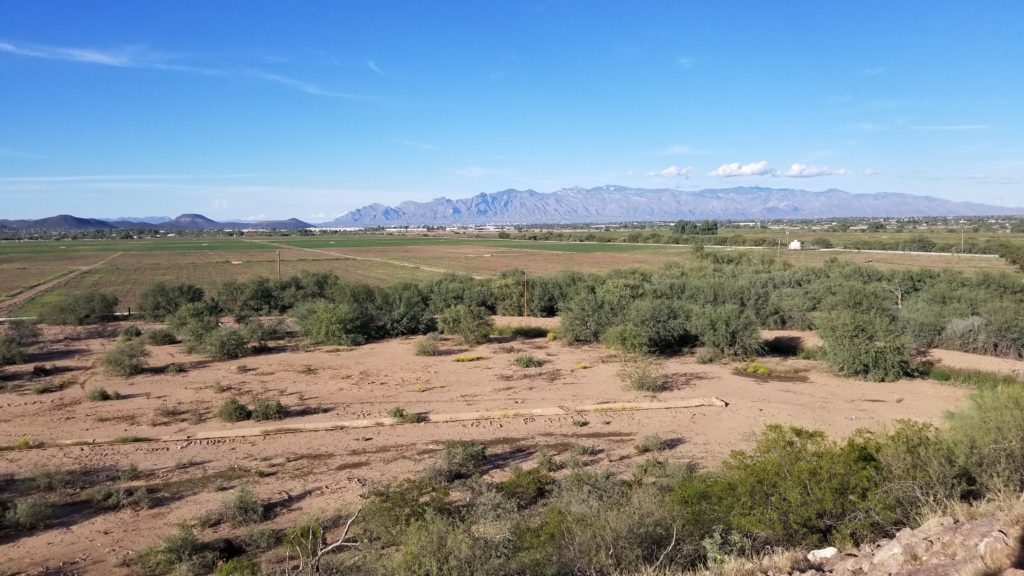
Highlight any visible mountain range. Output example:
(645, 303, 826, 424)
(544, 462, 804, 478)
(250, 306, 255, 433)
(0, 213, 312, 232)
(3, 186, 1022, 232)
(325, 186, 1024, 226)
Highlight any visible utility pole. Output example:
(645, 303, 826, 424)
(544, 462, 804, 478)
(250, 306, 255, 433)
(277, 250, 281, 280)
(961, 223, 965, 255)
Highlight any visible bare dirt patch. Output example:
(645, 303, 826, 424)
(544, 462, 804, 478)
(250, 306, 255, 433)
(0, 322, 971, 574)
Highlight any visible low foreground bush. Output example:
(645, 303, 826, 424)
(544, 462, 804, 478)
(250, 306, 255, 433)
(438, 304, 493, 345)
(102, 340, 149, 376)
(217, 398, 252, 422)
(251, 397, 286, 421)
(618, 354, 668, 392)
(414, 332, 442, 356)
(38, 291, 119, 325)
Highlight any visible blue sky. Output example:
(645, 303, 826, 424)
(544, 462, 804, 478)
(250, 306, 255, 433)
(1, 1, 1022, 221)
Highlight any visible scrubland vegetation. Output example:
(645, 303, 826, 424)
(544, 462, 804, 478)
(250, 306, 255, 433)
(4, 241, 1024, 574)
(27, 248, 1022, 383)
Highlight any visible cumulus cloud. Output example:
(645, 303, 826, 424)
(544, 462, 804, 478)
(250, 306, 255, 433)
(780, 163, 850, 178)
(646, 165, 693, 178)
(708, 161, 772, 177)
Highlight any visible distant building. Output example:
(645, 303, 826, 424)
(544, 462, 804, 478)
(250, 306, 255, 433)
(788, 240, 803, 250)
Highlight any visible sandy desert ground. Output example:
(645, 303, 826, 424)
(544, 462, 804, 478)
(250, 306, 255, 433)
(1, 320, 1017, 574)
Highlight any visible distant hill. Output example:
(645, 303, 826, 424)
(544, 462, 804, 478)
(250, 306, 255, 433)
(0, 213, 312, 232)
(0, 214, 117, 231)
(324, 186, 1024, 226)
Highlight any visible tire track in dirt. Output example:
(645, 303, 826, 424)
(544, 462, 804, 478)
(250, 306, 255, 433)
(245, 239, 491, 279)
(0, 252, 123, 317)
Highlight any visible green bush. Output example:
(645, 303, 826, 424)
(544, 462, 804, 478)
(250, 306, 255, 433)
(138, 281, 206, 321)
(221, 485, 264, 526)
(818, 310, 915, 381)
(499, 467, 554, 508)
(145, 327, 179, 346)
(293, 299, 376, 346)
(87, 387, 121, 401)
(618, 354, 668, 393)
(689, 305, 762, 358)
(946, 384, 1024, 493)
(120, 324, 142, 340)
(168, 301, 220, 350)
(634, 434, 668, 454)
(4, 495, 54, 530)
(251, 397, 286, 421)
(512, 353, 542, 368)
(389, 406, 427, 424)
(438, 441, 487, 482)
(38, 291, 119, 325)
(214, 557, 261, 576)
(4, 320, 40, 346)
(102, 340, 149, 376)
(0, 335, 23, 366)
(90, 486, 152, 510)
(414, 332, 442, 356)
(203, 329, 250, 360)
(132, 523, 218, 576)
(218, 398, 252, 422)
(438, 305, 493, 346)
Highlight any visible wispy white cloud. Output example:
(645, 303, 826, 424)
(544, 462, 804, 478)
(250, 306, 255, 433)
(0, 39, 368, 99)
(676, 56, 697, 69)
(646, 165, 692, 178)
(779, 163, 850, 178)
(708, 161, 771, 177)
(367, 60, 386, 77)
(865, 168, 878, 176)
(910, 124, 993, 131)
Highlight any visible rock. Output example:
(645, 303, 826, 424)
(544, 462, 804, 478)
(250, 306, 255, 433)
(915, 516, 955, 539)
(1000, 569, 1024, 576)
(807, 546, 839, 563)
(871, 538, 905, 574)
(977, 529, 1012, 566)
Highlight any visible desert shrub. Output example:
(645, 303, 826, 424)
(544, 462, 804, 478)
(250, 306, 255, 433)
(937, 316, 996, 355)
(437, 305, 493, 346)
(240, 318, 283, 351)
(877, 420, 966, 511)
(132, 523, 218, 576)
(438, 441, 487, 482)
(38, 291, 118, 325)
(451, 354, 484, 362)
(218, 398, 252, 422)
(379, 282, 435, 337)
(222, 485, 264, 526)
(29, 466, 73, 491)
(4, 495, 54, 530)
(618, 354, 668, 393)
(499, 467, 554, 508)
(425, 273, 494, 314)
(144, 327, 179, 346)
(689, 304, 762, 358)
(946, 384, 1024, 493)
(705, 425, 899, 549)
(818, 310, 914, 381)
(605, 297, 693, 354)
(0, 336, 23, 366)
(242, 526, 278, 551)
(102, 340, 149, 376)
(214, 557, 260, 576)
(389, 407, 427, 424)
(203, 329, 250, 360)
(414, 332, 442, 356)
(138, 282, 206, 321)
(513, 353, 542, 368)
(293, 299, 375, 346)
(923, 365, 1019, 387)
(168, 301, 220, 349)
(119, 325, 142, 340)
(634, 434, 668, 454)
(87, 387, 121, 401)
(560, 292, 614, 343)
(4, 320, 40, 346)
(251, 397, 286, 421)
(90, 486, 152, 510)
(357, 477, 453, 547)
(694, 347, 723, 364)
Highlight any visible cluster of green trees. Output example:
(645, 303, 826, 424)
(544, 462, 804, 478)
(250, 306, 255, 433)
(671, 219, 719, 235)
(34, 251, 1024, 380)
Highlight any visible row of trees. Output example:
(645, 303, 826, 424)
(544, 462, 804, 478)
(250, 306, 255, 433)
(32, 250, 1024, 381)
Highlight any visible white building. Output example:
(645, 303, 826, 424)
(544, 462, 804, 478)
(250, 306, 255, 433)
(788, 239, 803, 250)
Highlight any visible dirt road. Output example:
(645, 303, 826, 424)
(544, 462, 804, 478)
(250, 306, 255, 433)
(0, 252, 122, 317)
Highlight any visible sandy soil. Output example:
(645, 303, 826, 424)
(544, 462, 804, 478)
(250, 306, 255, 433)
(0, 321, 974, 574)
